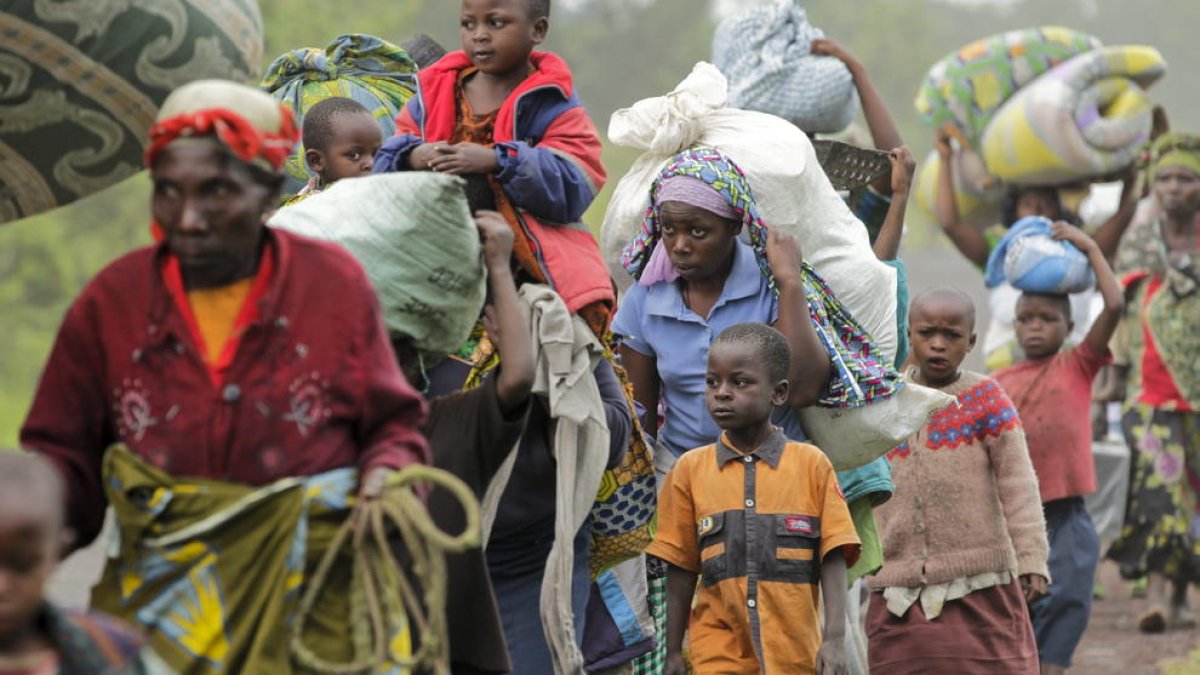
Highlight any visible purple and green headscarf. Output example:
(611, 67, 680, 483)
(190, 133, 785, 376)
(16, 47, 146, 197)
(620, 147, 901, 409)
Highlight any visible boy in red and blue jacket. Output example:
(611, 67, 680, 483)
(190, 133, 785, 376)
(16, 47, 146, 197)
(374, 0, 613, 333)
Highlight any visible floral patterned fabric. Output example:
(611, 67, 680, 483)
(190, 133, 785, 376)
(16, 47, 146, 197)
(620, 147, 900, 409)
(1106, 405, 1200, 582)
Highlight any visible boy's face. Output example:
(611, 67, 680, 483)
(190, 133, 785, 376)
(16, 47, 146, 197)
(705, 342, 788, 432)
(1014, 294, 1071, 360)
(908, 301, 976, 387)
(460, 0, 547, 77)
(1014, 190, 1059, 221)
(306, 113, 383, 185)
(0, 498, 62, 647)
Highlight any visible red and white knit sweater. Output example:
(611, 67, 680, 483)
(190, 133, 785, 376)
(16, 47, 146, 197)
(870, 370, 1050, 589)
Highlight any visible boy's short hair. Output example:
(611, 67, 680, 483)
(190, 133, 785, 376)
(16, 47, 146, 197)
(302, 97, 373, 151)
(909, 287, 977, 330)
(713, 322, 791, 383)
(1019, 291, 1072, 322)
(526, 0, 551, 19)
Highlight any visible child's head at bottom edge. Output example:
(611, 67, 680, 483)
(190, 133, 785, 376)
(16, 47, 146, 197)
(302, 97, 382, 187)
(706, 323, 790, 433)
(908, 287, 978, 388)
(0, 452, 70, 647)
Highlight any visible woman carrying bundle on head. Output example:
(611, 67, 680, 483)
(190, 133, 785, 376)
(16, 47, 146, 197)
(1107, 132, 1200, 634)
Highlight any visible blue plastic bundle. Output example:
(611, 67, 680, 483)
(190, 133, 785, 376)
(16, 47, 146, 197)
(985, 216, 1096, 293)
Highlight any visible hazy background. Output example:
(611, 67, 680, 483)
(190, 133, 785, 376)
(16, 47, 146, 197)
(3, 0, 1199, 444)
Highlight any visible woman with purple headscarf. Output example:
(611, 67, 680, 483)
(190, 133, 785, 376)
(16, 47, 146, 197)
(611, 147, 831, 473)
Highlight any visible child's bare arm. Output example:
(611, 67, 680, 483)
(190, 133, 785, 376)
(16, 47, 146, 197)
(664, 562, 699, 675)
(811, 38, 902, 196)
(816, 548, 848, 675)
(1090, 168, 1139, 259)
(430, 143, 499, 175)
(766, 229, 833, 408)
(872, 147, 916, 261)
(407, 143, 441, 170)
(1052, 222, 1125, 355)
(619, 346, 660, 434)
(933, 132, 990, 268)
(476, 211, 534, 413)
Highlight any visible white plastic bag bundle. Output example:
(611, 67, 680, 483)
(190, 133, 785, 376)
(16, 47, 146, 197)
(601, 62, 899, 363)
(603, 63, 958, 467)
(270, 173, 487, 358)
(712, 0, 857, 134)
(804, 386, 956, 471)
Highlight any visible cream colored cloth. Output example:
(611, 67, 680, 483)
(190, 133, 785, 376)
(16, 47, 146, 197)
(883, 570, 1013, 619)
(480, 284, 609, 675)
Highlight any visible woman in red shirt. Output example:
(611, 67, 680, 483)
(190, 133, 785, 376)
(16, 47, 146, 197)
(1107, 132, 1200, 633)
(20, 79, 429, 549)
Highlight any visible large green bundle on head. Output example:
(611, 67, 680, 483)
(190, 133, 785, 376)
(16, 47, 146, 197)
(269, 173, 486, 360)
(915, 26, 1101, 149)
(0, 0, 264, 224)
(262, 34, 418, 196)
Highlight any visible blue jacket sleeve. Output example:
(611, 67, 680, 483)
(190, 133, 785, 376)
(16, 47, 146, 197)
(373, 134, 424, 173)
(495, 141, 598, 224)
(594, 359, 633, 469)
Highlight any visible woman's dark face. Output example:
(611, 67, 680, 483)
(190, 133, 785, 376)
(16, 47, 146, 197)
(1154, 166, 1200, 220)
(659, 201, 739, 282)
(152, 138, 277, 290)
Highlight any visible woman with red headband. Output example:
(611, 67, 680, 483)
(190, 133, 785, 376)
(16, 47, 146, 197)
(21, 79, 429, 549)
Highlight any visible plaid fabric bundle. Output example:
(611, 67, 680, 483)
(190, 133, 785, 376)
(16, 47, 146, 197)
(620, 147, 900, 408)
(630, 560, 667, 675)
(712, 0, 856, 134)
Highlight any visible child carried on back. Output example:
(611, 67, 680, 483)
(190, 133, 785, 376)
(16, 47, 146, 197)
(375, 0, 613, 333)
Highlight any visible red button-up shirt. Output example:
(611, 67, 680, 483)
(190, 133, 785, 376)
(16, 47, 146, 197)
(21, 228, 429, 546)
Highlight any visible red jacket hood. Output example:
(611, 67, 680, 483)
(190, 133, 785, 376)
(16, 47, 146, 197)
(418, 51, 576, 142)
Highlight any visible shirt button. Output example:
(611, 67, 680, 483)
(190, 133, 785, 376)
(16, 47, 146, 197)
(743, 456, 753, 463)
(747, 598, 757, 608)
(745, 499, 755, 508)
(223, 384, 241, 402)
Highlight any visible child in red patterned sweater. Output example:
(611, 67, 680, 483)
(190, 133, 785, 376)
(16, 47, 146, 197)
(867, 288, 1050, 675)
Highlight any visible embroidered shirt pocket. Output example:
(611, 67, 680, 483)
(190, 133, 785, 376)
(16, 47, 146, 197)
(768, 514, 821, 584)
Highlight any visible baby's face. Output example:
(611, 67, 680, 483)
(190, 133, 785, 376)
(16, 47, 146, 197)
(319, 113, 383, 183)
(0, 503, 59, 647)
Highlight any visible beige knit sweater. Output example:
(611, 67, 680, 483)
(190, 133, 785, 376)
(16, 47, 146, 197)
(870, 370, 1050, 589)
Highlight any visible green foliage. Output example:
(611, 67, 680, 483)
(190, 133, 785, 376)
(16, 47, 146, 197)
(5, 0, 1200, 443)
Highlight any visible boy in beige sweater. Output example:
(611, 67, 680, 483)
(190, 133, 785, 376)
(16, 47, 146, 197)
(867, 288, 1050, 675)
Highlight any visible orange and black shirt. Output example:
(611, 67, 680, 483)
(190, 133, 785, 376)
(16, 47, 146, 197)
(648, 429, 860, 674)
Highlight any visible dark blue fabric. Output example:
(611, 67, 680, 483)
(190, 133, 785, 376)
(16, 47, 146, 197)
(373, 132, 423, 173)
(1030, 496, 1099, 667)
(491, 529, 592, 675)
(495, 139, 595, 224)
(582, 575, 654, 671)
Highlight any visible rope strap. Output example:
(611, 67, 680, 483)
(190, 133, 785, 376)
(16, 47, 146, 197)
(290, 465, 481, 674)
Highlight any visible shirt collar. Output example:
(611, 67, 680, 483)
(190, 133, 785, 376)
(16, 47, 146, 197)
(644, 239, 765, 318)
(715, 427, 788, 469)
